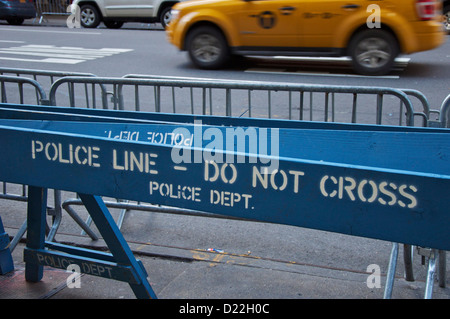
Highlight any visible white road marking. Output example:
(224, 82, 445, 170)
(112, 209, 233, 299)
(0, 44, 133, 64)
(2, 27, 102, 35)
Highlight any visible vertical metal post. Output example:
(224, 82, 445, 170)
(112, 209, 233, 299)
(25, 186, 48, 282)
(403, 244, 414, 282)
(438, 250, 446, 288)
(424, 251, 437, 299)
(376, 93, 383, 125)
(226, 88, 231, 116)
(383, 242, 399, 299)
(299, 91, 304, 120)
(351, 93, 357, 123)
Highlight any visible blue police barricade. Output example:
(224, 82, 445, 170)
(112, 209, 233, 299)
(0, 103, 449, 298)
(0, 215, 14, 275)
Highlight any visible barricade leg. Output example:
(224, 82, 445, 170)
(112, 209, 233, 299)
(0, 215, 14, 274)
(424, 252, 436, 299)
(383, 242, 399, 299)
(78, 193, 157, 299)
(25, 186, 47, 282)
(23, 189, 156, 298)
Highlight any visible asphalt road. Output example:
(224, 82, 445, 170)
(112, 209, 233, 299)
(0, 20, 449, 110)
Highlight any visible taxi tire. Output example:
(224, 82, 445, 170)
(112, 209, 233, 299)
(186, 26, 230, 69)
(348, 29, 399, 76)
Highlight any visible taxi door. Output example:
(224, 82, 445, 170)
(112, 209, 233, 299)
(238, 0, 301, 49)
(299, 0, 366, 48)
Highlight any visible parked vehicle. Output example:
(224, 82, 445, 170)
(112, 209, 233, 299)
(443, 0, 450, 32)
(0, 0, 36, 25)
(72, 0, 179, 29)
(166, 0, 446, 75)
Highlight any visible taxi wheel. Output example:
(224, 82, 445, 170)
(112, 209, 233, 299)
(186, 26, 230, 69)
(348, 29, 398, 76)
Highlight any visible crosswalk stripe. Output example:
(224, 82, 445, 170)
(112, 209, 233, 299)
(0, 44, 133, 64)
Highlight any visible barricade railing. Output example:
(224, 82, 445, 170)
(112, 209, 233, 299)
(123, 74, 437, 127)
(0, 75, 47, 105)
(34, 0, 71, 24)
(439, 94, 450, 128)
(0, 70, 106, 252)
(0, 67, 108, 108)
(0, 76, 63, 252)
(49, 75, 433, 127)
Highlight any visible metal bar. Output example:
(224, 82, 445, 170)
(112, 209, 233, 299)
(424, 251, 437, 299)
(403, 244, 414, 282)
(190, 87, 194, 114)
(376, 93, 383, 125)
(0, 76, 47, 104)
(351, 93, 357, 123)
(47, 76, 417, 125)
(438, 250, 446, 288)
(9, 220, 27, 252)
(383, 242, 399, 299)
(299, 91, 304, 120)
(439, 94, 450, 128)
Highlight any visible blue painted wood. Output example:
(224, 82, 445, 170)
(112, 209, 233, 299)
(25, 186, 47, 282)
(0, 119, 448, 175)
(0, 122, 448, 250)
(1, 102, 448, 133)
(78, 194, 157, 298)
(0, 216, 14, 274)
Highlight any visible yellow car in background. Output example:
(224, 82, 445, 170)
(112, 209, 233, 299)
(166, 0, 445, 75)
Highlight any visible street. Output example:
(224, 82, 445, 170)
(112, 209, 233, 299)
(0, 20, 449, 300)
(0, 20, 449, 110)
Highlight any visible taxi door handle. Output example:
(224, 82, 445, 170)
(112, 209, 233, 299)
(279, 6, 296, 11)
(341, 4, 360, 9)
(279, 6, 296, 15)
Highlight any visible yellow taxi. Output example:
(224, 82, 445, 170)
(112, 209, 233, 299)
(166, 0, 445, 75)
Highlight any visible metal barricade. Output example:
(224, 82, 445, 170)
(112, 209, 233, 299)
(439, 94, 450, 128)
(0, 75, 47, 105)
(0, 67, 108, 108)
(34, 0, 71, 24)
(0, 70, 106, 252)
(0, 75, 62, 252)
(123, 74, 437, 127)
(48, 75, 434, 127)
